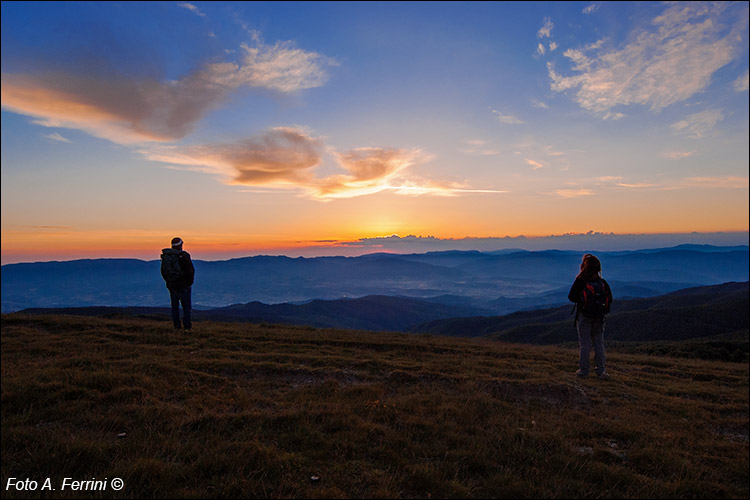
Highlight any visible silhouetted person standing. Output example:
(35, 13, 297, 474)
(161, 237, 195, 330)
(568, 253, 613, 379)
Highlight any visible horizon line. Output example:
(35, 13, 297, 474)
(2, 230, 748, 266)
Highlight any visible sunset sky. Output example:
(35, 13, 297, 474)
(2, 1, 748, 264)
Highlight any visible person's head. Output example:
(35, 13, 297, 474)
(171, 237, 183, 251)
(579, 253, 601, 280)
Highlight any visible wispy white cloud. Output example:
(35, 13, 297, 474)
(44, 132, 71, 143)
(511, 139, 574, 172)
(545, 174, 746, 199)
(461, 139, 500, 156)
(671, 109, 724, 139)
(534, 17, 554, 57)
(525, 158, 546, 170)
(660, 150, 695, 160)
(548, 177, 659, 199)
(734, 69, 749, 92)
(602, 111, 625, 120)
(490, 107, 524, 125)
(178, 3, 206, 18)
(531, 99, 549, 109)
(546, 2, 745, 117)
(597, 176, 656, 189)
(0, 39, 337, 144)
(464, 139, 486, 146)
(596, 176, 622, 183)
(555, 188, 595, 198)
(209, 41, 337, 93)
(560, 49, 588, 72)
(537, 17, 553, 39)
(544, 147, 566, 157)
(597, 174, 747, 190)
(553, 177, 662, 198)
(582, 3, 600, 15)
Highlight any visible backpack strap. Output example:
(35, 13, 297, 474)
(571, 303, 579, 327)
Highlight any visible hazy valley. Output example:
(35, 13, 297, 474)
(3, 245, 747, 315)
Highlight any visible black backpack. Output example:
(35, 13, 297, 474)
(161, 251, 183, 286)
(579, 279, 611, 318)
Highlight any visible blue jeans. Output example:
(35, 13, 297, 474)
(577, 315, 606, 375)
(169, 287, 192, 330)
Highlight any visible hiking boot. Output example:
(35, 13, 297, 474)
(597, 371, 611, 380)
(576, 370, 588, 378)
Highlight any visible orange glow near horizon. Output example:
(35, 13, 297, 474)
(3, 222, 749, 265)
(2, 183, 748, 264)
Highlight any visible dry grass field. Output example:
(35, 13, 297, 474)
(2, 314, 748, 498)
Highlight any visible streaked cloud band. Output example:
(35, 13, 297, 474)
(143, 128, 503, 200)
(1, 40, 336, 144)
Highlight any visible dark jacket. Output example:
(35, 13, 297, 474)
(568, 276, 613, 316)
(160, 248, 195, 290)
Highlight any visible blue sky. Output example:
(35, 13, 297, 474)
(1, 1, 748, 263)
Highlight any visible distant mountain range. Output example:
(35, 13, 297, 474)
(2, 245, 748, 316)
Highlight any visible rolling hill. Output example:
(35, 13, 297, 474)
(410, 282, 749, 346)
(17, 283, 749, 364)
(18, 295, 491, 333)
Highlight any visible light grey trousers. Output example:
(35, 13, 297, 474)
(577, 315, 606, 375)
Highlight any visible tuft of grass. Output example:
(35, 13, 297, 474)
(1, 314, 748, 498)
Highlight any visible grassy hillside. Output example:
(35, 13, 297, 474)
(2, 314, 748, 499)
(412, 282, 750, 362)
(18, 294, 492, 333)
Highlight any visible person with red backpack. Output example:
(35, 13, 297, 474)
(568, 253, 613, 379)
(161, 237, 195, 331)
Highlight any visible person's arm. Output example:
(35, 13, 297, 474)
(181, 253, 195, 286)
(568, 277, 584, 303)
